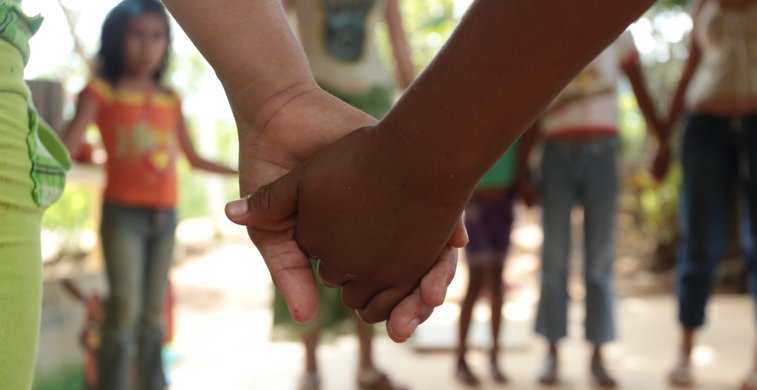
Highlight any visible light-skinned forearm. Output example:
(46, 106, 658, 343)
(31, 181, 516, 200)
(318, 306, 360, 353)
(666, 41, 700, 132)
(378, 0, 655, 193)
(162, 0, 316, 130)
(665, 0, 704, 134)
(624, 59, 664, 139)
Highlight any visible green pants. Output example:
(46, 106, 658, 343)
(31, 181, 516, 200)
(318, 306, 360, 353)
(0, 5, 70, 388)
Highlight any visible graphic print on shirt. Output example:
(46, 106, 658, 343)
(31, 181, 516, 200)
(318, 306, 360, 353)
(115, 120, 175, 175)
(553, 66, 610, 109)
(322, 0, 377, 62)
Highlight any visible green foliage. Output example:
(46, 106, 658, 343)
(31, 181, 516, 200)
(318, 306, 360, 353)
(375, 0, 461, 82)
(41, 185, 94, 255)
(42, 186, 92, 231)
(177, 161, 210, 220)
(400, 0, 460, 70)
(654, 0, 692, 10)
(32, 363, 85, 390)
(612, 4, 694, 269)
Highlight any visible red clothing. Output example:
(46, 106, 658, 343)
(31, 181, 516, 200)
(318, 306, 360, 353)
(83, 77, 181, 208)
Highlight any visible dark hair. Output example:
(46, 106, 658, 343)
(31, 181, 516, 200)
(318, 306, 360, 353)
(97, 0, 171, 84)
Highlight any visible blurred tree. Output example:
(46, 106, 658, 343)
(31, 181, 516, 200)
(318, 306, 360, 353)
(655, 0, 692, 9)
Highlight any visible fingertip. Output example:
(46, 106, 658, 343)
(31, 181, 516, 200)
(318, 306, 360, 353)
(448, 216, 469, 248)
(386, 316, 410, 343)
(421, 279, 447, 307)
(224, 195, 250, 223)
(288, 297, 318, 324)
(279, 274, 320, 324)
(386, 291, 434, 343)
(386, 322, 407, 343)
(291, 308, 316, 324)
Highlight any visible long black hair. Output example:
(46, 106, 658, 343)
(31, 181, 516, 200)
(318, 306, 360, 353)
(97, 0, 171, 84)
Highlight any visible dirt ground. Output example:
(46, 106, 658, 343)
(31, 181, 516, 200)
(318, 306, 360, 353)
(164, 206, 756, 390)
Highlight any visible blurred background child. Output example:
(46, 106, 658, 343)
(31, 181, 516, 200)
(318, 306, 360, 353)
(60, 1, 236, 389)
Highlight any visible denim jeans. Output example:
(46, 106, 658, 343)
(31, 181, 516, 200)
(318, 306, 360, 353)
(98, 202, 176, 390)
(535, 137, 618, 344)
(676, 113, 757, 329)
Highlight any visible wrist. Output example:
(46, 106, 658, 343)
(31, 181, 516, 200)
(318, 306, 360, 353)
(229, 76, 318, 136)
(368, 121, 477, 212)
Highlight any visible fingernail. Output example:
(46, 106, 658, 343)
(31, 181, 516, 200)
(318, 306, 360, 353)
(407, 318, 420, 334)
(225, 196, 249, 218)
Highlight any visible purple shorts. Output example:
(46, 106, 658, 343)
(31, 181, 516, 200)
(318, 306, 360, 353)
(463, 194, 515, 265)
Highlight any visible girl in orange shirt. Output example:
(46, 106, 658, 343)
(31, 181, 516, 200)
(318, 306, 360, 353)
(61, 1, 235, 389)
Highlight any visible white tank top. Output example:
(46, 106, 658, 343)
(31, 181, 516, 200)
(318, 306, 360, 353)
(540, 32, 636, 136)
(294, 0, 393, 92)
(686, 0, 757, 111)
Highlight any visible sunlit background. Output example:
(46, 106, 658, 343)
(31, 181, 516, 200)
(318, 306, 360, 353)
(22, 1, 755, 390)
(25, 1, 695, 255)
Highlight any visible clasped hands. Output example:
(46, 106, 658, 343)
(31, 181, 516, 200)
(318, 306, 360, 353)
(224, 86, 470, 342)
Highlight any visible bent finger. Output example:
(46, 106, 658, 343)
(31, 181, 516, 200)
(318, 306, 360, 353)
(258, 238, 320, 323)
(420, 246, 458, 307)
(446, 214, 468, 248)
(356, 285, 413, 324)
(386, 288, 434, 343)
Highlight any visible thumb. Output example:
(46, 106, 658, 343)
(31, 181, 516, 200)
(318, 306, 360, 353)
(225, 169, 303, 228)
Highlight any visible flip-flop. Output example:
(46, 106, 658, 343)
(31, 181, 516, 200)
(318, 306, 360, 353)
(357, 368, 407, 390)
(668, 365, 694, 388)
(591, 359, 618, 389)
(490, 357, 508, 384)
(538, 355, 558, 386)
(741, 372, 757, 390)
(455, 362, 481, 387)
(299, 373, 321, 390)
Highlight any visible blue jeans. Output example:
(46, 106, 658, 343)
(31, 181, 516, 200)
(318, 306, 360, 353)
(535, 137, 618, 344)
(98, 202, 176, 390)
(676, 113, 757, 329)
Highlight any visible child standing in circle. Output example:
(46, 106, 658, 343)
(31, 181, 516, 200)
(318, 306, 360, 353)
(531, 31, 663, 388)
(61, 1, 236, 389)
(455, 140, 531, 387)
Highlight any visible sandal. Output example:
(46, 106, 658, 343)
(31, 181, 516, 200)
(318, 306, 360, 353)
(299, 373, 321, 390)
(741, 372, 757, 390)
(668, 365, 694, 388)
(357, 368, 407, 390)
(590, 359, 617, 389)
(538, 354, 558, 386)
(490, 356, 508, 384)
(455, 359, 481, 387)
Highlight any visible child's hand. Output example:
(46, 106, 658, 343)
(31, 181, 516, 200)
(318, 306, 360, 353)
(651, 118, 673, 183)
(228, 86, 465, 340)
(228, 124, 469, 326)
(651, 142, 671, 183)
(517, 181, 540, 208)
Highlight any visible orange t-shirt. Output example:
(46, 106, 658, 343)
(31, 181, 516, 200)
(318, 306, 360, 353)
(83, 77, 181, 209)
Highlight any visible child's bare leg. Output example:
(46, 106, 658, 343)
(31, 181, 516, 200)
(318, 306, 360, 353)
(487, 261, 507, 383)
(591, 344, 617, 388)
(669, 327, 695, 387)
(456, 264, 485, 386)
(741, 343, 757, 390)
(538, 342, 559, 385)
(356, 316, 374, 371)
(301, 328, 320, 390)
(355, 316, 405, 390)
